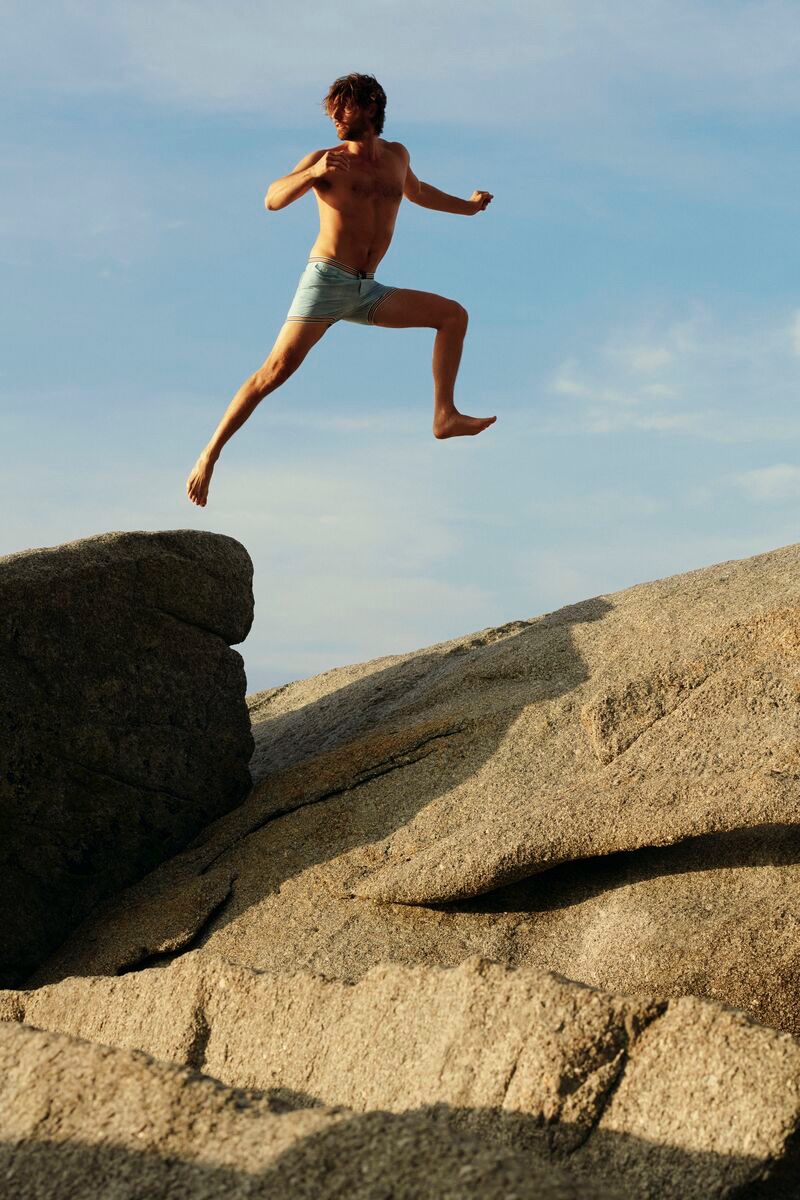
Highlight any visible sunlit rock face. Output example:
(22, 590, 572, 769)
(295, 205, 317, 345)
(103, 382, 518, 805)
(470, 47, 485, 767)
(4, 541, 800, 1199)
(0, 529, 254, 986)
(2, 957, 800, 1199)
(36, 542, 800, 1036)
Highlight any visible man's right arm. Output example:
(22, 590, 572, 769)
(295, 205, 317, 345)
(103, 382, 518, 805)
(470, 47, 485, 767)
(264, 149, 333, 211)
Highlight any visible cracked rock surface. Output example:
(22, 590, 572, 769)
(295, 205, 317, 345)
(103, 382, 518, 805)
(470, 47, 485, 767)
(0, 1021, 619, 1200)
(5, 540, 800, 1198)
(32, 543, 800, 1036)
(0, 530, 254, 986)
(3, 956, 800, 1198)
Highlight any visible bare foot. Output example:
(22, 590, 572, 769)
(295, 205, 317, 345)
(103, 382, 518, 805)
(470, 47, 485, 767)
(433, 410, 497, 439)
(186, 453, 216, 507)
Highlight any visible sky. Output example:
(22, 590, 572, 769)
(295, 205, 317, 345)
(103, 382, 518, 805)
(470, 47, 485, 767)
(3, 1, 800, 692)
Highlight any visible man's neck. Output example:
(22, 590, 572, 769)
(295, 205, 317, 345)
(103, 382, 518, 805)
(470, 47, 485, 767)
(346, 131, 381, 161)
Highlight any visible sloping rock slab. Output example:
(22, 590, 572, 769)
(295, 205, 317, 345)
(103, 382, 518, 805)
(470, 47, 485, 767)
(3, 955, 799, 1198)
(1, 954, 660, 1157)
(27, 545, 800, 1035)
(0, 1022, 616, 1200)
(308, 543, 800, 905)
(0, 530, 254, 986)
(35, 816, 799, 1035)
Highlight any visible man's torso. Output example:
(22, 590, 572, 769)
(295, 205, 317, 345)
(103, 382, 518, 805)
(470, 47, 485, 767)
(309, 140, 407, 274)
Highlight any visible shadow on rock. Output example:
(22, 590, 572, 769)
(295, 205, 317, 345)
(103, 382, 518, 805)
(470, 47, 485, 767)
(2, 1103, 794, 1200)
(455, 822, 800, 915)
(29, 599, 612, 983)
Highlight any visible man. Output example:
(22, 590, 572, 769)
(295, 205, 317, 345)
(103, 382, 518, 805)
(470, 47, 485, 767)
(186, 72, 495, 507)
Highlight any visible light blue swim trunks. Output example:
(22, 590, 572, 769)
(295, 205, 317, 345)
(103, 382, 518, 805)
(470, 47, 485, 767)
(286, 256, 397, 326)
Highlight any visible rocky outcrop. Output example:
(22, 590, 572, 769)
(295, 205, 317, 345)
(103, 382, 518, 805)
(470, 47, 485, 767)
(30, 543, 800, 1037)
(0, 530, 254, 986)
(5, 539, 800, 1198)
(3, 956, 800, 1198)
(0, 1021, 619, 1200)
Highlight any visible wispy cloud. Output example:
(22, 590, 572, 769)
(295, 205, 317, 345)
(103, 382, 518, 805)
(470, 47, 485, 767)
(6, 1, 800, 126)
(734, 464, 800, 502)
(610, 345, 673, 374)
(542, 306, 800, 442)
(790, 311, 800, 357)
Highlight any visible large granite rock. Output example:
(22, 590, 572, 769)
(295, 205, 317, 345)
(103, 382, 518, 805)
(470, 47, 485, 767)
(5, 541, 800, 1198)
(3, 956, 799, 1198)
(0, 1021, 618, 1200)
(30, 543, 800, 1038)
(0, 530, 254, 986)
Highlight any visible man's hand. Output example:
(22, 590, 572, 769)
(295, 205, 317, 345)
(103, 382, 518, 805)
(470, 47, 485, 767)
(313, 148, 351, 180)
(468, 190, 493, 214)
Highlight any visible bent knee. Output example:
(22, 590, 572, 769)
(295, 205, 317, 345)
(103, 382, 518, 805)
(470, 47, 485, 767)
(441, 301, 468, 332)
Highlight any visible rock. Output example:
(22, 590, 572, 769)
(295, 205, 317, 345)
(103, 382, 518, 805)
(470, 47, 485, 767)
(0, 1021, 618, 1200)
(569, 996, 800, 1198)
(0, 530, 254, 986)
(1, 954, 661, 1156)
(30, 544, 800, 1037)
(3, 956, 800, 1198)
(7, 540, 800, 1198)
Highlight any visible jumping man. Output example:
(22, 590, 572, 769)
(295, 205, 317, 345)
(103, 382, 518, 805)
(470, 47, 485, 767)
(186, 72, 496, 507)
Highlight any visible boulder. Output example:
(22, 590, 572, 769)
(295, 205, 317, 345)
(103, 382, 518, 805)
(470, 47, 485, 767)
(0, 1021, 617, 1200)
(29, 544, 800, 1037)
(7, 540, 800, 1198)
(0, 530, 254, 986)
(3, 956, 799, 1198)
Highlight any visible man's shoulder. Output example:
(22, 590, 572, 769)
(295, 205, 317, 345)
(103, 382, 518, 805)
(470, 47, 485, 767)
(292, 147, 328, 171)
(382, 140, 410, 160)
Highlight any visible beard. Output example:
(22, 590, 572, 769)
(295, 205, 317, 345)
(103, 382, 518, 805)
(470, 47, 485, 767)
(338, 116, 370, 141)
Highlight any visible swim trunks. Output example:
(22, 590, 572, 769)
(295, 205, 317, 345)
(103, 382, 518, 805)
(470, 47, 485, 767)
(286, 257, 397, 326)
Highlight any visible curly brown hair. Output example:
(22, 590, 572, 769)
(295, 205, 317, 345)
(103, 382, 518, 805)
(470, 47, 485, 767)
(322, 73, 387, 136)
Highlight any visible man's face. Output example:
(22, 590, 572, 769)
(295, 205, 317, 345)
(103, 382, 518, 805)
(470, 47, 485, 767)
(328, 98, 374, 141)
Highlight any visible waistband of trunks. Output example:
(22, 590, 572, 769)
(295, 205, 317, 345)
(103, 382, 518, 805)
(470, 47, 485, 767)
(308, 256, 374, 279)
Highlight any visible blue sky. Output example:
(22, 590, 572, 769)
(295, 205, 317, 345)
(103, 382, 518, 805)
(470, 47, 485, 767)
(3, 1, 800, 691)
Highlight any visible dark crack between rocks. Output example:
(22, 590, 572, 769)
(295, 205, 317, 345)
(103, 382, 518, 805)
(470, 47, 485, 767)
(561, 1003, 669, 1158)
(197, 725, 466, 877)
(116, 875, 237, 976)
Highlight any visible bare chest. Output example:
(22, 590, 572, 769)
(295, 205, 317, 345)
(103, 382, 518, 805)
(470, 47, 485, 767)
(324, 162, 404, 207)
(347, 171, 404, 202)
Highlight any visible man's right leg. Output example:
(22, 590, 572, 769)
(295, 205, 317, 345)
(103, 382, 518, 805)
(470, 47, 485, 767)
(186, 319, 332, 507)
(370, 289, 496, 439)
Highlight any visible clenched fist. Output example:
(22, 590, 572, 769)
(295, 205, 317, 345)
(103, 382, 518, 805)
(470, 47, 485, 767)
(468, 190, 494, 214)
(314, 149, 351, 179)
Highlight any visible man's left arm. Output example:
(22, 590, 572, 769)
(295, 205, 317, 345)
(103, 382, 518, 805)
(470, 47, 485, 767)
(401, 151, 493, 215)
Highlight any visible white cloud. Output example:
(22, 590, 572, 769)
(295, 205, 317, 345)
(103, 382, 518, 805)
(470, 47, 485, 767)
(735, 464, 800, 502)
(550, 366, 591, 399)
(5, 1, 800, 127)
(543, 306, 800, 443)
(527, 489, 666, 521)
(611, 345, 673, 373)
(791, 311, 800, 356)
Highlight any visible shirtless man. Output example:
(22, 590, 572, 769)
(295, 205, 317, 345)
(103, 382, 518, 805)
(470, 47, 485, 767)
(186, 72, 496, 507)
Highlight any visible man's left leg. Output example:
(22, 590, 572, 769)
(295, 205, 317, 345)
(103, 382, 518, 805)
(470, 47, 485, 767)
(371, 288, 496, 438)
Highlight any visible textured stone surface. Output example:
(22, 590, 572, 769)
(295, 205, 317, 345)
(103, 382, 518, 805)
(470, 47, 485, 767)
(7, 541, 800, 1198)
(0, 530, 254, 986)
(0, 1022, 617, 1200)
(0, 954, 660, 1156)
(570, 997, 800, 1198)
(31, 544, 800, 1037)
(3, 956, 800, 1198)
